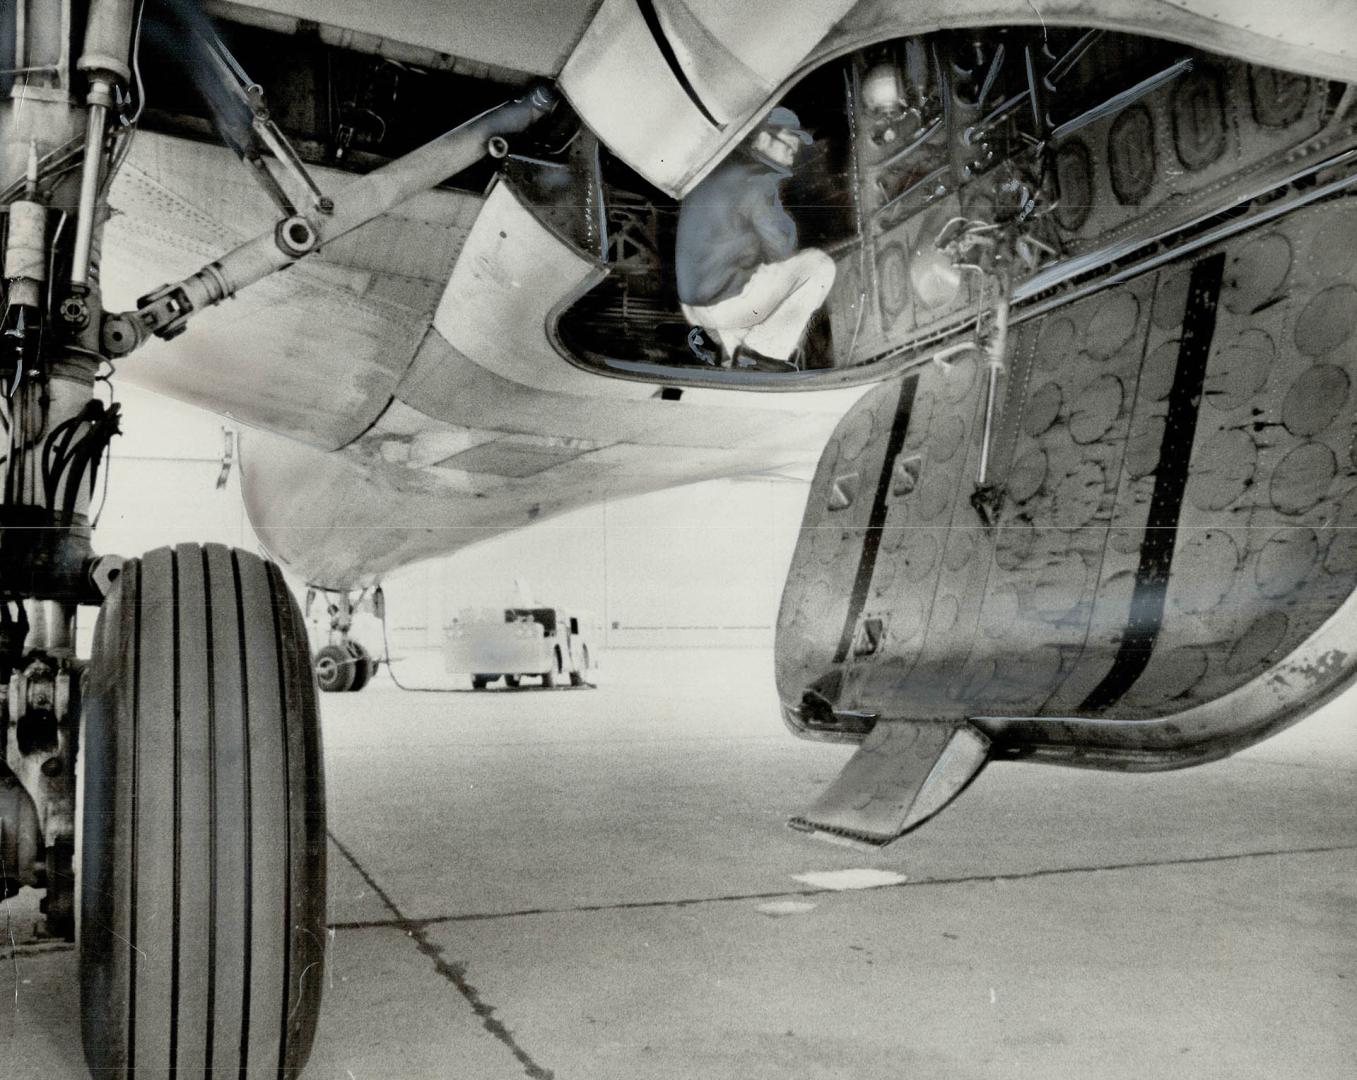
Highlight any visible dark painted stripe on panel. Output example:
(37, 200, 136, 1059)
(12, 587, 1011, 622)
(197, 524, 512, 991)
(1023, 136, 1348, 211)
(833, 376, 919, 664)
(1080, 252, 1226, 712)
(633, 0, 723, 128)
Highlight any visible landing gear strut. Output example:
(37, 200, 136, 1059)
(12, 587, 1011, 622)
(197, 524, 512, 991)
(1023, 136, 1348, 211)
(1, 2, 325, 1075)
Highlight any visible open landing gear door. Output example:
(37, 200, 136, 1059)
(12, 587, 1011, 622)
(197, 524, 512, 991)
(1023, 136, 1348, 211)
(560, 0, 856, 195)
(777, 195, 1357, 845)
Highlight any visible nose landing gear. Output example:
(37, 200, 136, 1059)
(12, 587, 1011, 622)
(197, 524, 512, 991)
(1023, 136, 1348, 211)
(308, 587, 379, 693)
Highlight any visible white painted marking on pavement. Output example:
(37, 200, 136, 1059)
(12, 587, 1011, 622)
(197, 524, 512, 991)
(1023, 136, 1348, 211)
(756, 900, 818, 918)
(792, 868, 908, 891)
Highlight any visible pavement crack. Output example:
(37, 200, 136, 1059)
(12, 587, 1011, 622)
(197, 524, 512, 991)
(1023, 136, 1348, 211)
(326, 830, 556, 1080)
(326, 841, 1357, 931)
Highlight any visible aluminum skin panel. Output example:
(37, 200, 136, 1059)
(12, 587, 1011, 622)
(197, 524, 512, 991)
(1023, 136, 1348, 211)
(558, 0, 725, 196)
(777, 195, 1357, 764)
(561, 0, 1356, 197)
(649, 0, 857, 124)
(102, 133, 479, 450)
(240, 354, 859, 587)
(212, 0, 602, 78)
(222, 0, 1357, 90)
(244, 183, 867, 586)
(430, 181, 647, 400)
(825, 2, 1357, 85)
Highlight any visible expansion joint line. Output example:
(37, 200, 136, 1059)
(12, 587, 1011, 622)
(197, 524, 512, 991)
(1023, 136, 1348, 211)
(327, 841, 1357, 931)
(326, 830, 555, 1080)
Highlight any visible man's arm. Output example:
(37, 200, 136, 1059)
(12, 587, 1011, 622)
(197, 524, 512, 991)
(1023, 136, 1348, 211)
(746, 180, 798, 263)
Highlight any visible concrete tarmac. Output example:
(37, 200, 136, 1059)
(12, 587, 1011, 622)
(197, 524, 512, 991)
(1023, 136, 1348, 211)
(3, 648, 1355, 1078)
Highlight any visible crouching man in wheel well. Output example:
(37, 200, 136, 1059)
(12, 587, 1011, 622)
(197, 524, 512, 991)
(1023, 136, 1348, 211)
(676, 107, 837, 372)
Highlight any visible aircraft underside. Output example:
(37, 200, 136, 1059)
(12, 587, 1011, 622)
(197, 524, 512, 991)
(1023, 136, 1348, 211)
(1, 1, 1355, 1076)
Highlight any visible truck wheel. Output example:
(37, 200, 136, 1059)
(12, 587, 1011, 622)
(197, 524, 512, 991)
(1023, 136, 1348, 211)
(472, 674, 490, 690)
(569, 646, 588, 687)
(504, 675, 521, 688)
(346, 640, 373, 692)
(80, 544, 326, 1079)
(316, 643, 355, 693)
(541, 669, 556, 689)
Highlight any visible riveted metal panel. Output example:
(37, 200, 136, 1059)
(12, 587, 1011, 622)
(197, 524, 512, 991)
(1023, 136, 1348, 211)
(777, 196, 1357, 764)
(104, 133, 476, 449)
(649, 0, 857, 124)
(558, 0, 725, 196)
(559, 0, 855, 195)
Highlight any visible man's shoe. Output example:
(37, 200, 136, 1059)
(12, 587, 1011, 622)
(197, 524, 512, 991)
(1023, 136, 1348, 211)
(733, 345, 797, 373)
(686, 326, 718, 365)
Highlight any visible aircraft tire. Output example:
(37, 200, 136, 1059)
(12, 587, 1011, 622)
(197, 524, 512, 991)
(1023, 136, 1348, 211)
(347, 640, 373, 692)
(541, 669, 556, 688)
(316, 643, 355, 693)
(80, 544, 326, 1080)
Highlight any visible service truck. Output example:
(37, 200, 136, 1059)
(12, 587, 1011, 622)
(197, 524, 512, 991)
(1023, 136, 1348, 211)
(444, 606, 599, 688)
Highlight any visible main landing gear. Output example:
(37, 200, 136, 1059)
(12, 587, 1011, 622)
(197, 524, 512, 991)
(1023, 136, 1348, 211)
(1, 3, 326, 1076)
(81, 545, 326, 1076)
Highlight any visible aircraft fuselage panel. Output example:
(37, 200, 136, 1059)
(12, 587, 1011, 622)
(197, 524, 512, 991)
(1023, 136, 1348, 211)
(778, 195, 1357, 772)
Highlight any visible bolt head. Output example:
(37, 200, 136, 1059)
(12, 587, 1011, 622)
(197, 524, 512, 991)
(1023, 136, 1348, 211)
(59, 296, 90, 329)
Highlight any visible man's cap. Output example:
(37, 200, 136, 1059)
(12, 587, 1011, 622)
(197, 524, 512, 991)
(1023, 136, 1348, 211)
(759, 106, 813, 144)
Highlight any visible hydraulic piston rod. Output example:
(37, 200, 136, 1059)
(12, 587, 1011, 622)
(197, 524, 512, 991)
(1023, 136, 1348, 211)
(102, 85, 558, 354)
(70, 0, 136, 292)
(976, 279, 1010, 490)
(69, 84, 112, 291)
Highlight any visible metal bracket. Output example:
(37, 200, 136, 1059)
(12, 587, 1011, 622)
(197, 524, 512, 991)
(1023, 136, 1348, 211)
(191, 16, 333, 217)
(251, 114, 334, 216)
(2, 649, 82, 936)
(4, 656, 78, 843)
(790, 721, 990, 847)
(86, 554, 125, 598)
(215, 427, 236, 490)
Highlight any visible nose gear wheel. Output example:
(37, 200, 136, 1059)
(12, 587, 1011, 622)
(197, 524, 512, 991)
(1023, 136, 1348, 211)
(315, 642, 356, 693)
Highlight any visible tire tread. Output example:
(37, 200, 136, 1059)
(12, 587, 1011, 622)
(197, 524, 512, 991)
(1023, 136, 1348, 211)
(81, 544, 325, 1080)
